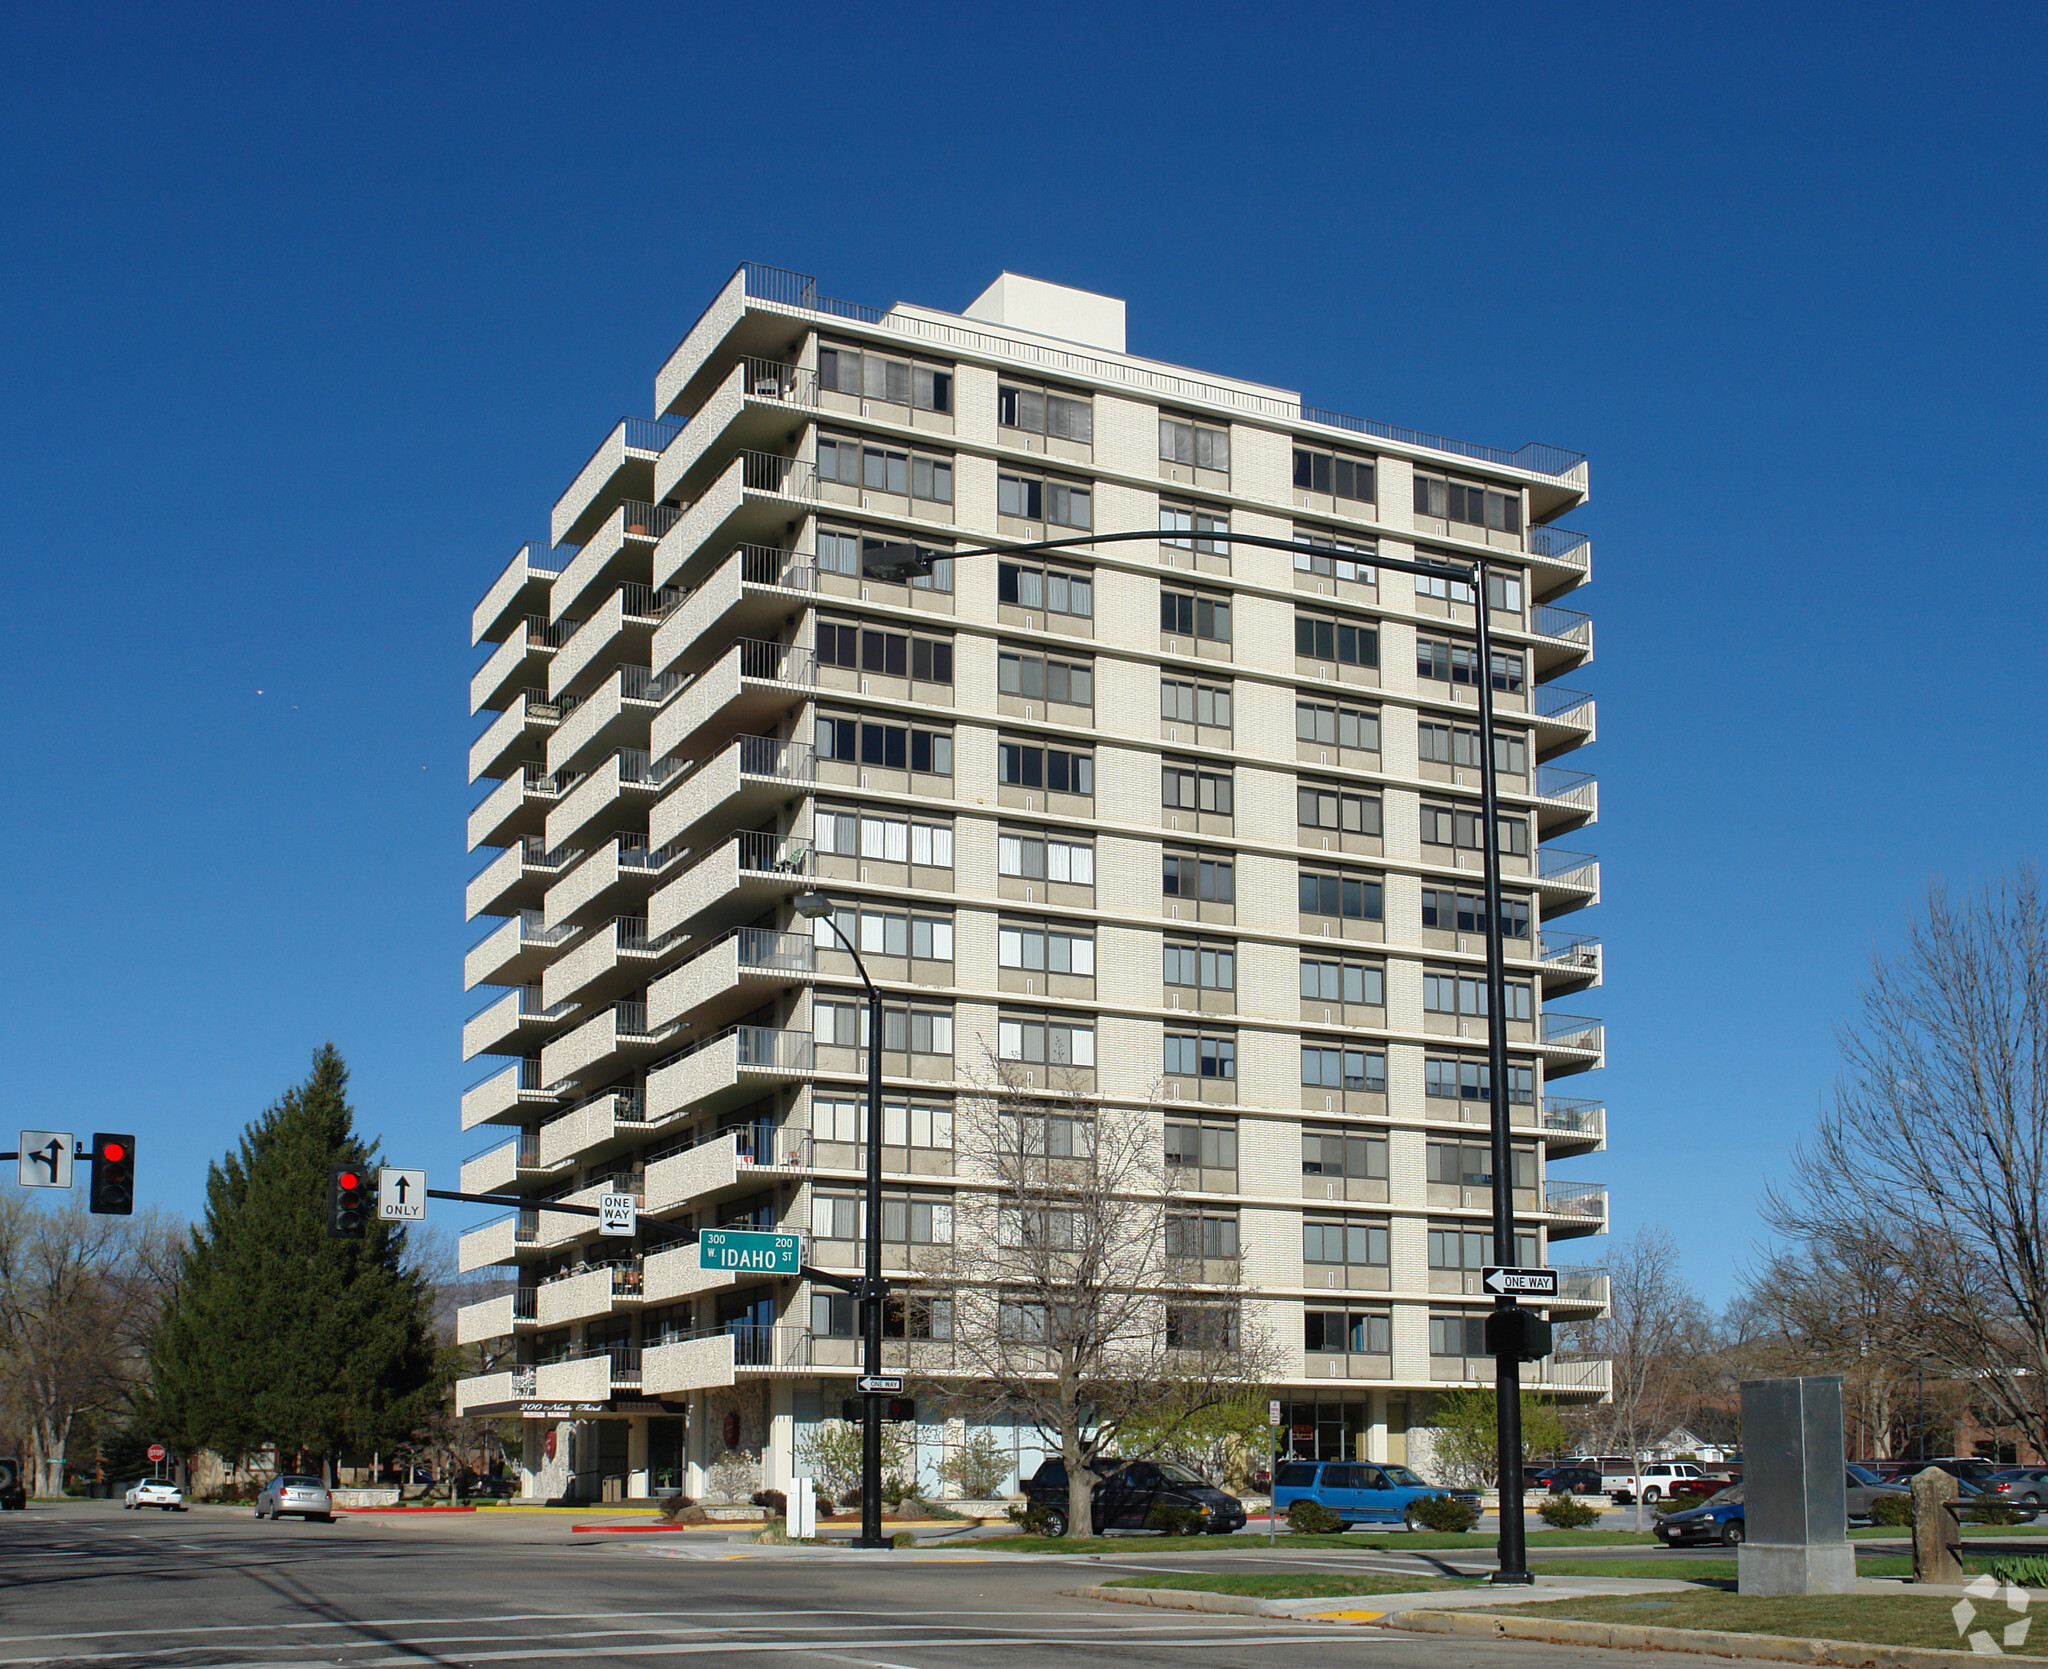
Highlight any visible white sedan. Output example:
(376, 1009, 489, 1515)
(124, 1479, 185, 1511)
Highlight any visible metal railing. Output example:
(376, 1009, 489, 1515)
(619, 663, 686, 704)
(736, 734, 815, 781)
(738, 356, 817, 407)
(667, 1320, 813, 1369)
(650, 1023, 814, 1079)
(740, 543, 815, 591)
(622, 418, 684, 455)
(617, 746, 687, 788)
(521, 835, 579, 869)
(1529, 526, 1591, 565)
(537, 1253, 641, 1289)
(579, 1169, 645, 1202)
(1544, 1180, 1608, 1219)
(1540, 1012, 1603, 1052)
(1538, 931, 1601, 975)
(520, 687, 562, 723)
(645, 1120, 798, 1170)
(735, 829, 812, 876)
(740, 450, 817, 498)
(1538, 848, 1599, 889)
(612, 1001, 653, 1038)
(512, 1288, 537, 1321)
(1535, 765, 1597, 813)
(737, 263, 1587, 483)
(1534, 684, 1595, 726)
(1552, 1266, 1608, 1304)
(736, 927, 814, 974)
(616, 500, 682, 540)
(522, 613, 577, 649)
(510, 1366, 537, 1396)
(1534, 604, 1592, 646)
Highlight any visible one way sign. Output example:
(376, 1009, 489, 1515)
(1483, 1265, 1558, 1297)
(378, 1168, 426, 1221)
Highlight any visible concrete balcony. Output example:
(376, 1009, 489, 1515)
(1529, 604, 1593, 679)
(1537, 1011, 1604, 1074)
(540, 1001, 673, 1098)
(467, 837, 579, 923)
(534, 1350, 637, 1402)
(547, 666, 681, 782)
(551, 584, 670, 703)
(1534, 848, 1600, 915)
(462, 985, 577, 1063)
(654, 266, 751, 419)
(647, 1025, 814, 1123)
(544, 834, 682, 931)
(457, 1210, 529, 1273)
(648, 928, 813, 1038)
(454, 1365, 536, 1417)
(537, 1088, 647, 1171)
(550, 500, 685, 627)
(653, 544, 817, 684)
(545, 750, 683, 855)
(472, 616, 566, 716)
(1550, 1266, 1609, 1310)
(650, 451, 819, 596)
(642, 1243, 738, 1306)
(552, 419, 683, 551)
(460, 1129, 536, 1195)
(468, 767, 560, 853)
(641, 1128, 772, 1217)
(1526, 525, 1592, 603)
(649, 830, 812, 944)
(461, 1058, 548, 1131)
(1543, 1180, 1608, 1237)
(535, 1262, 643, 1329)
(464, 913, 577, 992)
(474, 542, 563, 649)
(652, 355, 820, 508)
(643, 1331, 737, 1395)
(543, 916, 683, 1013)
(647, 736, 815, 857)
(650, 639, 813, 769)
(1538, 1096, 1605, 1155)
(469, 693, 560, 786)
(456, 1289, 537, 1346)
(1531, 766, 1597, 837)
(1536, 930, 1601, 997)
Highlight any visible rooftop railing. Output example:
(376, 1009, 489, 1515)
(737, 263, 1587, 484)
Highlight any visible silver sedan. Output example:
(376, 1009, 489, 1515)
(254, 1475, 333, 1522)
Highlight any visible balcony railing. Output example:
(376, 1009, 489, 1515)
(737, 262, 1587, 484)
(1534, 684, 1595, 727)
(652, 1023, 815, 1079)
(1540, 1096, 1604, 1137)
(737, 356, 818, 408)
(736, 734, 815, 781)
(740, 450, 817, 499)
(668, 1320, 813, 1369)
(522, 613, 577, 649)
(513, 1288, 537, 1320)
(1534, 603, 1592, 647)
(741, 543, 816, 592)
(736, 927, 815, 974)
(736, 829, 813, 877)
(734, 637, 816, 685)
(510, 1366, 537, 1396)
(1538, 848, 1599, 889)
(622, 419, 684, 455)
(615, 831, 685, 873)
(616, 500, 683, 540)
(538, 1253, 642, 1291)
(612, 1001, 654, 1039)
(1534, 766, 1597, 814)
(620, 663, 687, 704)
(1544, 1180, 1607, 1220)
(1540, 1012, 1603, 1052)
(1529, 526, 1590, 566)
(556, 1342, 641, 1381)
(1552, 1266, 1608, 1304)
(618, 747, 687, 788)
(1538, 931, 1600, 975)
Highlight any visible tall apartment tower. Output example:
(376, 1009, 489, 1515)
(456, 265, 1609, 1502)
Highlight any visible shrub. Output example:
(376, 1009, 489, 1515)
(1969, 1499, 2023, 1526)
(1148, 1503, 1202, 1536)
(1408, 1494, 1479, 1532)
(1007, 1500, 1056, 1534)
(1538, 1493, 1599, 1529)
(751, 1489, 787, 1517)
(838, 1485, 863, 1509)
(1990, 1555, 2048, 1587)
(1868, 1492, 1914, 1527)
(890, 1530, 916, 1548)
(937, 1430, 1012, 1500)
(705, 1448, 760, 1503)
(1286, 1497, 1343, 1534)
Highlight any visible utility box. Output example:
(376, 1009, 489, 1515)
(1737, 1375, 1855, 1595)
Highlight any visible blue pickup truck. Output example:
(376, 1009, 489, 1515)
(1271, 1460, 1481, 1530)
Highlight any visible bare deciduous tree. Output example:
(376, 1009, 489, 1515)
(932, 1066, 1277, 1537)
(1762, 869, 2048, 1457)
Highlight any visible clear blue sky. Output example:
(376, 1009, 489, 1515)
(3, 2, 2042, 1308)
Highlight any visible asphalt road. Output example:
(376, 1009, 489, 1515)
(0, 1500, 1716, 1669)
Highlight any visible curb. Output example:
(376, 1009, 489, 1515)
(1378, 1606, 2017, 1669)
(1077, 1585, 1283, 1617)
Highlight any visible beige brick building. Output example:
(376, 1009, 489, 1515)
(455, 264, 1609, 1501)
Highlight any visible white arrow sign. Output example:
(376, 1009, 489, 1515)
(17, 1132, 74, 1190)
(598, 1193, 637, 1237)
(857, 1375, 905, 1394)
(1483, 1265, 1559, 1297)
(378, 1168, 426, 1221)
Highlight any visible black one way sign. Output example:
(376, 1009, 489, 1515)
(1483, 1266, 1558, 1297)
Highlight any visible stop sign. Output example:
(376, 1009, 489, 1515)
(147, 1444, 165, 1463)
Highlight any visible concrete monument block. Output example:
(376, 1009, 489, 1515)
(1912, 1467, 1964, 1584)
(1736, 1374, 1857, 1596)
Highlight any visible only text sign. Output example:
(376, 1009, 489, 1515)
(378, 1168, 426, 1221)
(698, 1227, 801, 1273)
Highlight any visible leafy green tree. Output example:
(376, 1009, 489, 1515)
(148, 1044, 442, 1480)
(1425, 1388, 1573, 1489)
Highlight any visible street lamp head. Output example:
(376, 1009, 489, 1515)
(794, 891, 833, 920)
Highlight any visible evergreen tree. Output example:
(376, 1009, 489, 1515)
(148, 1045, 442, 1475)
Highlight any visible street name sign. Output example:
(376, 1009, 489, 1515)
(698, 1227, 801, 1272)
(598, 1193, 638, 1237)
(857, 1375, 905, 1394)
(1482, 1265, 1559, 1297)
(17, 1132, 73, 1189)
(378, 1168, 426, 1221)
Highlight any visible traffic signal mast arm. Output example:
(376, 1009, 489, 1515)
(425, 1187, 611, 1219)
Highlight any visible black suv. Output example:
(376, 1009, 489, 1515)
(0, 1459, 23, 1511)
(1024, 1458, 1245, 1537)
(1529, 1465, 1604, 1496)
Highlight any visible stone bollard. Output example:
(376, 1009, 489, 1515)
(1911, 1468, 1963, 1585)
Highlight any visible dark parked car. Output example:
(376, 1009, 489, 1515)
(1023, 1458, 1245, 1538)
(1271, 1460, 1482, 1530)
(1655, 1487, 1746, 1546)
(0, 1459, 24, 1511)
(456, 1473, 519, 1500)
(1530, 1465, 1604, 1496)
(1881, 1457, 1996, 1486)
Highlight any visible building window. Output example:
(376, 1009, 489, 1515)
(880, 1194, 955, 1245)
(999, 741, 1094, 795)
(1429, 1314, 1489, 1357)
(1294, 531, 1376, 581)
(809, 905, 954, 962)
(1166, 1212, 1240, 1259)
(1299, 958, 1385, 1006)
(1428, 1220, 1539, 1264)
(1420, 803, 1530, 857)
(999, 383, 1094, 442)
(997, 472, 1091, 528)
(1163, 941, 1235, 992)
(999, 1108, 1096, 1158)
(1165, 1119, 1237, 1171)
(1417, 637, 1525, 694)
(997, 1015, 1096, 1067)
(1164, 851, 1235, 903)
(814, 1097, 954, 1149)
(1305, 1310, 1391, 1354)
(1300, 1045, 1385, 1093)
(814, 809, 955, 868)
(1296, 701, 1379, 751)
(1164, 1031, 1236, 1081)
(999, 650, 1093, 706)
(1296, 783, 1381, 836)
(816, 715, 954, 775)
(1424, 1057, 1536, 1106)
(1302, 1127, 1388, 1180)
(1295, 612, 1377, 667)
(884, 1293, 955, 1340)
(1161, 587, 1232, 644)
(1162, 679, 1232, 728)
(817, 345, 952, 413)
(1293, 447, 1375, 503)
(1302, 1216, 1389, 1267)
(1163, 763, 1234, 816)
(1417, 723, 1525, 775)
(1167, 1305, 1241, 1350)
(818, 530, 956, 590)
(816, 435, 954, 503)
(817, 621, 954, 683)
(998, 561, 1093, 618)
(1423, 971, 1533, 1021)
(999, 831, 1094, 885)
(1420, 889, 1530, 938)
(1298, 869, 1383, 921)
(1161, 504, 1229, 552)
(1160, 416, 1230, 471)
(1414, 472, 1521, 534)
(813, 1293, 858, 1336)
(999, 924, 1096, 976)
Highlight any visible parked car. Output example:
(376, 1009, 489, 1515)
(1880, 1457, 1996, 1486)
(1985, 1469, 2048, 1506)
(255, 1474, 334, 1522)
(1023, 1458, 1246, 1538)
(1271, 1460, 1482, 1530)
(1529, 1465, 1605, 1496)
(1845, 1464, 1911, 1520)
(1610, 1461, 1710, 1504)
(0, 1459, 24, 1511)
(123, 1479, 185, 1512)
(1655, 1487, 1746, 1546)
(456, 1472, 519, 1500)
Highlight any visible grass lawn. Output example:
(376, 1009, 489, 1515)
(1484, 1591, 2043, 1656)
(978, 1528, 1657, 1555)
(1103, 1572, 1478, 1599)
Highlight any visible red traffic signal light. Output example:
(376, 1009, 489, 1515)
(89, 1133, 136, 1216)
(328, 1164, 369, 1239)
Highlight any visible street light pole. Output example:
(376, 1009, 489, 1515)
(796, 891, 890, 1550)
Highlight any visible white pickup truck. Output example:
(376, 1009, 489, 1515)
(1608, 1461, 1711, 1504)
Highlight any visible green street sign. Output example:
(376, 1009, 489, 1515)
(698, 1228, 803, 1274)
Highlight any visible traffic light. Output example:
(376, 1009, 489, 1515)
(88, 1134, 135, 1215)
(841, 1397, 917, 1424)
(328, 1163, 369, 1239)
(1486, 1307, 1553, 1363)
